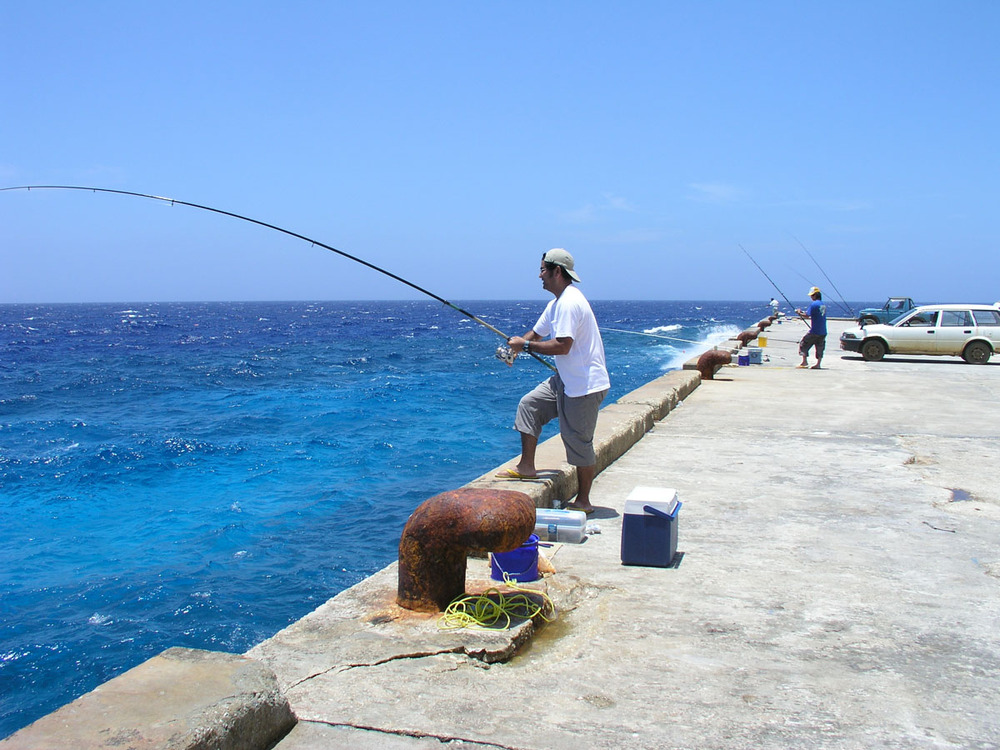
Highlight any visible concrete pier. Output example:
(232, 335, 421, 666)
(7, 318, 1000, 749)
(256, 318, 1000, 749)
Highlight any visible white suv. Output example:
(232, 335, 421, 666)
(840, 303, 1000, 364)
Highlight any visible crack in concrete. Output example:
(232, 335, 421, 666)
(300, 717, 529, 750)
(341, 647, 472, 672)
(286, 647, 469, 690)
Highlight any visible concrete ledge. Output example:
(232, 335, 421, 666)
(616, 369, 700, 421)
(1, 647, 295, 750)
(469, 369, 700, 508)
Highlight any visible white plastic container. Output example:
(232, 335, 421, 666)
(534, 508, 588, 544)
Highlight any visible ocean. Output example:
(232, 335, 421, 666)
(0, 299, 762, 737)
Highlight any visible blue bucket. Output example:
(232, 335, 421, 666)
(490, 534, 540, 582)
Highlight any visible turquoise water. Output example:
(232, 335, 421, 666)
(0, 299, 759, 736)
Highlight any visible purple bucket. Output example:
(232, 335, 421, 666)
(490, 534, 540, 583)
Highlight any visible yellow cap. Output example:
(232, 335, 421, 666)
(808, 286, 821, 296)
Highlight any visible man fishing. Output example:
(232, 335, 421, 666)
(795, 286, 827, 369)
(497, 249, 610, 514)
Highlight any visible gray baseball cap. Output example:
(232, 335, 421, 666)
(542, 248, 581, 282)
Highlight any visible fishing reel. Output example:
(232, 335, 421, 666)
(495, 343, 518, 366)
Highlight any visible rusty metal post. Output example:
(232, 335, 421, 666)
(697, 349, 732, 380)
(397, 488, 535, 612)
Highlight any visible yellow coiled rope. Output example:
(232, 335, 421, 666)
(438, 573, 556, 631)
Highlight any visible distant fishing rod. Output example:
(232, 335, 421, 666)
(784, 264, 851, 318)
(738, 244, 807, 324)
(786, 266, 854, 317)
(1, 184, 556, 371)
(792, 235, 854, 316)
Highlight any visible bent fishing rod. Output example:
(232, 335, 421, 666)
(738, 244, 808, 324)
(1, 184, 556, 371)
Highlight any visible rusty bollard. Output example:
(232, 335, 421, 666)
(397, 488, 535, 612)
(736, 330, 758, 346)
(697, 349, 732, 380)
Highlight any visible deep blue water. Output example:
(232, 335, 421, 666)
(0, 299, 762, 737)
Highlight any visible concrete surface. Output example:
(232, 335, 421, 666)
(254, 318, 1000, 749)
(2, 647, 295, 750)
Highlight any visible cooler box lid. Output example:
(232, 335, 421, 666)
(624, 487, 679, 517)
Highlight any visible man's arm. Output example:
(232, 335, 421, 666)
(509, 332, 573, 356)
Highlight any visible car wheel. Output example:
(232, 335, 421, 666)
(861, 339, 887, 361)
(860, 316, 879, 326)
(962, 341, 992, 365)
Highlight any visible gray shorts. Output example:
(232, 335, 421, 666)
(799, 333, 826, 357)
(514, 374, 607, 466)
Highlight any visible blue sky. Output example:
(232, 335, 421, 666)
(2, 1, 997, 304)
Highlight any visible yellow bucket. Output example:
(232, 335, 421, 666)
(757, 336, 767, 347)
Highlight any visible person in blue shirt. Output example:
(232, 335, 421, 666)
(795, 286, 827, 369)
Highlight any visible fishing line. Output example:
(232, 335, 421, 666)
(784, 263, 852, 318)
(786, 265, 815, 287)
(1, 184, 557, 371)
(602, 327, 703, 345)
(738, 244, 808, 325)
(791, 235, 855, 317)
(437, 573, 554, 631)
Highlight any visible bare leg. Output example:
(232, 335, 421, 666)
(513, 432, 538, 477)
(565, 464, 596, 511)
(811, 345, 823, 369)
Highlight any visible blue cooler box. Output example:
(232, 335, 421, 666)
(620, 487, 681, 567)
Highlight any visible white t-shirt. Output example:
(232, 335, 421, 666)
(532, 285, 610, 398)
